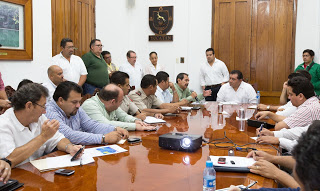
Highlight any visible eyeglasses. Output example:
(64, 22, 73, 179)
(95, 44, 104, 47)
(65, 46, 78, 50)
(33, 102, 46, 110)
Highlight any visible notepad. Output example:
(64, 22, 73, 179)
(210, 156, 255, 168)
(144, 116, 166, 124)
(85, 145, 128, 157)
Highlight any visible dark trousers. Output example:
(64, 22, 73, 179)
(205, 84, 221, 101)
(83, 83, 101, 95)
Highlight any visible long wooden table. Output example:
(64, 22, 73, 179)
(12, 102, 278, 190)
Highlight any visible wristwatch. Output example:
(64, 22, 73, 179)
(266, 105, 270, 110)
(102, 135, 106, 144)
(1, 158, 12, 167)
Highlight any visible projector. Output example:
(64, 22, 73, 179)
(159, 133, 202, 152)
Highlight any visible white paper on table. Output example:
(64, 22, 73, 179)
(85, 144, 128, 157)
(236, 117, 248, 121)
(117, 139, 126, 144)
(221, 111, 229, 115)
(181, 106, 193, 110)
(191, 101, 208, 105)
(217, 185, 246, 191)
(247, 105, 257, 109)
(30, 152, 95, 172)
(144, 116, 166, 124)
(210, 156, 255, 168)
(221, 102, 238, 105)
(250, 137, 258, 140)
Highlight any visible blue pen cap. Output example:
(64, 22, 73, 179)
(206, 160, 213, 167)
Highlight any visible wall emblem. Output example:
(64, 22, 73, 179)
(149, 6, 173, 41)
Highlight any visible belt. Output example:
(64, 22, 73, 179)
(206, 84, 221, 88)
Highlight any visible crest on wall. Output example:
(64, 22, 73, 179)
(149, 6, 173, 41)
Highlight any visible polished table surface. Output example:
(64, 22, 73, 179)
(12, 102, 278, 191)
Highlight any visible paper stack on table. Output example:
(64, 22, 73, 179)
(144, 116, 166, 124)
(210, 156, 255, 168)
(181, 106, 193, 111)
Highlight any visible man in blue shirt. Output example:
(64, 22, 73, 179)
(46, 81, 128, 145)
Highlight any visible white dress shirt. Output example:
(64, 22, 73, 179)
(144, 63, 165, 75)
(155, 86, 173, 103)
(217, 81, 257, 104)
(273, 125, 309, 152)
(275, 101, 297, 117)
(0, 108, 65, 165)
(200, 58, 229, 86)
(42, 79, 57, 102)
(119, 61, 144, 88)
(52, 53, 88, 83)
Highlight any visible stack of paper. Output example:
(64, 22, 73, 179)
(144, 116, 166, 124)
(180, 106, 193, 111)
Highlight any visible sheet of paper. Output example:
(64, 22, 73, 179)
(247, 105, 257, 109)
(144, 116, 166, 124)
(85, 144, 128, 157)
(117, 139, 126, 144)
(191, 101, 208, 105)
(221, 102, 238, 105)
(181, 106, 193, 110)
(250, 137, 258, 140)
(217, 185, 246, 191)
(210, 156, 255, 168)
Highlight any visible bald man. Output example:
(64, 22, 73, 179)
(43, 65, 65, 102)
(81, 84, 156, 131)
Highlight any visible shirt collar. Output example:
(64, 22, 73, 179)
(48, 100, 69, 118)
(157, 86, 164, 93)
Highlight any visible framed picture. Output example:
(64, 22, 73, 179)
(0, 0, 32, 60)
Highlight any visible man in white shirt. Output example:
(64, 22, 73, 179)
(0, 83, 82, 167)
(200, 48, 229, 101)
(144, 52, 165, 75)
(119, 50, 144, 89)
(52, 38, 88, 86)
(42, 65, 65, 102)
(217, 70, 257, 104)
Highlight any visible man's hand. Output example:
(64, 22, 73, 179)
(154, 113, 164, 119)
(256, 136, 280, 144)
(40, 119, 60, 140)
(256, 128, 274, 137)
(246, 150, 275, 163)
(0, 160, 11, 184)
(283, 81, 288, 90)
(169, 82, 175, 90)
(136, 123, 156, 131)
(203, 89, 212, 97)
(248, 160, 280, 179)
(135, 120, 147, 126)
(255, 111, 270, 120)
(168, 106, 181, 114)
(0, 100, 11, 108)
(191, 92, 197, 99)
(257, 104, 268, 111)
(68, 145, 84, 159)
(228, 185, 241, 191)
(104, 131, 123, 144)
(135, 113, 146, 120)
(115, 127, 129, 139)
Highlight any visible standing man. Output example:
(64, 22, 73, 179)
(52, 38, 87, 86)
(102, 51, 118, 76)
(119, 50, 144, 90)
(294, 49, 320, 96)
(200, 48, 229, 101)
(82, 39, 109, 95)
(144, 52, 165, 75)
(42, 65, 65, 102)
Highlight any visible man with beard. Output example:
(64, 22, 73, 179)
(45, 81, 128, 145)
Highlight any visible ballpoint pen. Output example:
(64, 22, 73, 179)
(240, 181, 258, 191)
(257, 124, 264, 137)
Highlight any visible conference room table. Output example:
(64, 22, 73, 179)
(11, 102, 279, 191)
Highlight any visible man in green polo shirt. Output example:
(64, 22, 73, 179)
(294, 49, 320, 95)
(81, 39, 109, 95)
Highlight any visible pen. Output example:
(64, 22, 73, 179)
(80, 157, 83, 167)
(240, 181, 258, 191)
(138, 109, 142, 113)
(257, 124, 264, 137)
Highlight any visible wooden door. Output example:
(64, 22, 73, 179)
(212, 0, 297, 104)
(51, 0, 95, 57)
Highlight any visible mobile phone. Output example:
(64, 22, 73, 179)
(144, 128, 157, 132)
(70, 146, 84, 161)
(218, 157, 226, 164)
(191, 106, 201, 110)
(55, 169, 75, 176)
(127, 137, 142, 143)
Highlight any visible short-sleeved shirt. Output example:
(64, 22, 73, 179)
(199, 59, 229, 86)
(82, 51, 109, 88)
(0, 108, 65, 166)
(42, 79, 57, 102)
(52, 53, 88, 83)
(217, 81, 257, 104)
(120, 95, 139, 115)
(128, 88, 162, 110)
(144, 63, 165, 75)
(119, 62, 144, 88)
(155, 86, 173, 103)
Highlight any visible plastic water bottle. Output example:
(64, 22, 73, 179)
(256, 91, 260, 104)
(203, 160, 216, 191)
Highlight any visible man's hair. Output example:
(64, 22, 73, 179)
(17, 79, 33, 90)
(101, 51, 111, 57)
(303, 49, 315, 57)
(287, 76, 315, 99)
(292, 120, 320, 191)
(295, 70, 312, 81)
(149, 51, 157, 57)
(156, 71, 169, 83)
(11, 83, 48, 111)
(110, 71, 129, 86)
(98, 86, 119, 101)
(126, 50, 136, 58)
(141, 74, 157, 89)
(60, 38, 73, 48)
(176, 73, 188, 83)
(53, 81, 83, 101)
(206, 48, 215, 54)
(230, 70, 243, 80)
(89, 39, 101, 49)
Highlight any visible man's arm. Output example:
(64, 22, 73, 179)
(280, 81, 289, 105)
(169, 83, 180, 103)
(78, 75, 87, 87)
(56, 138, 83, 158)
(255, 111, 286, 122)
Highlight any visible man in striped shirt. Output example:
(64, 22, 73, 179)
(46, 81, 128, 145)
(255, 76, 320, 131)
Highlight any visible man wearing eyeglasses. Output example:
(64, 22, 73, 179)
(119, 50, 144, 90)
(52, 38, 88, 87)
(81, 39, 110, 95)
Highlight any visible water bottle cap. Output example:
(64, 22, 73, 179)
(257, 91, 260, 93)
(206, 160, 213, 167)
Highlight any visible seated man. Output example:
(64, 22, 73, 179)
(17, 79, 33, 90)
(155, 71, 188, 106)
(128, 74, 180, 114)
(0, 83, 82, 167)
(174, 73, 211, 102)
(217, 70, 257, 104)
(42, 65, 65, 102)
(255, 76, 320, 131)
(82, 84, 155, 131)
(111, 71, 163, 120)
(46, 81, 129, 145)
(229, 120, 320, 191)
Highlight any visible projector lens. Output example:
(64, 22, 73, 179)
(181, 137, 191, 149)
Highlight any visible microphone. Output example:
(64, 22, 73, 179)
(190, 90, 199, 101)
